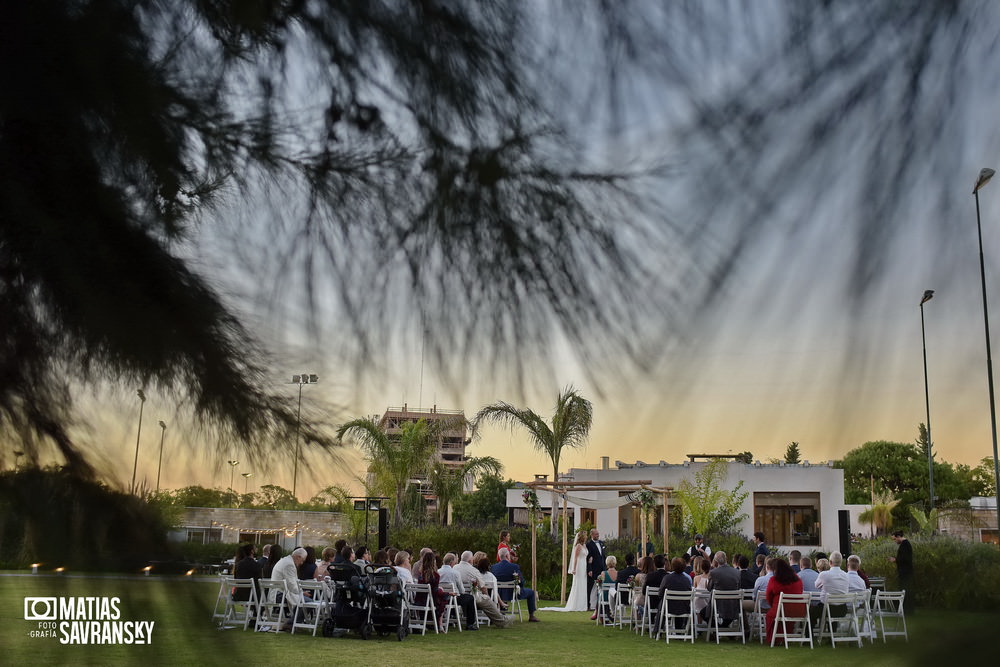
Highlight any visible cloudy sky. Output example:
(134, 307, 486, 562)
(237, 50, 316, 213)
(67, 3, 1000, 498)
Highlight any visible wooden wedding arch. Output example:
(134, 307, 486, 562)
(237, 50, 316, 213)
(524, 479, 674, 603)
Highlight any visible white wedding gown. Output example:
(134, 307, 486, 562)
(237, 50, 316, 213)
(540, 544, 589, 612)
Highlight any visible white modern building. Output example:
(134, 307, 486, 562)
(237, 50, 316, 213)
(506, 457, 848, 553)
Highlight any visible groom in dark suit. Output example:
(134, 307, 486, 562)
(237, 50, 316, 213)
(585, 528, 604, 612)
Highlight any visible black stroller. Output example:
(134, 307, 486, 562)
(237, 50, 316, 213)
(322, 563, 374, 640)
(367, 566, 408, 641)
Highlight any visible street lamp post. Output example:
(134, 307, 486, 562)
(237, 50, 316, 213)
(227, 460, 239, 506)
(289, 373, 318, 499)
(155, 421, 167, 493)
(13, 450, 24, 471)
(919, 289, 936, 509)
(973, 167, 1000, 541)
(130, 389, 146, 493)
(241, 472, 253, 497)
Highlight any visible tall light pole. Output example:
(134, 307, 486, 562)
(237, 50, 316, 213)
(130, 389, 146, 493)
(973, 166, 1000, 541)
(227, 460, 239, 506)
(289, 373, 318, 499)
(13, 450, 24, 471)
(155, 420, 167, 493)
(919, 289, 936, 509)
(241, 472, 253, 497)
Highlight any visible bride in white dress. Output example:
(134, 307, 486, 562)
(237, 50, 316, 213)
(540, 531, 589, 612)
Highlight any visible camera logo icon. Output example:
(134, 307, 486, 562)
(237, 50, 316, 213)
(24, 597, 57, 621)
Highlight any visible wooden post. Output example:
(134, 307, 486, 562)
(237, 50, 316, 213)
(531, 508, 537, 593)
(561, 490, 568, 604)
(640, 504, 647, 562)
(662, 490, 670, 555)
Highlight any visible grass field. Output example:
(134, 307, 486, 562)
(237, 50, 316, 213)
(1, 573, 996, 666)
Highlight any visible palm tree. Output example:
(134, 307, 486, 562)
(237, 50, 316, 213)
(474, 386, 593, 537)
(428, 456, 503, 525)
(337, 416, 450, 528)
(858, 490, 901, 536)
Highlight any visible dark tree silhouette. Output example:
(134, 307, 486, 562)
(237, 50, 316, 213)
(2, 1, 994, 475)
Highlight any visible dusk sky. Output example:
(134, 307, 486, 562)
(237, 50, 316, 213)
(33, 4, 1000, 499)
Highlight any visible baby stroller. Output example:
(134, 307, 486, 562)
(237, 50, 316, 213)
(368, 566, 408, 641)
(322, 563, 374, 640)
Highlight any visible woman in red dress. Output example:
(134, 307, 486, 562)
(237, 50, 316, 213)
(497, 530, 517, 562)
(765, 558, 805, 644)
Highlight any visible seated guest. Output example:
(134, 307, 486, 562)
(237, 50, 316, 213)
(815, 557, 830, 573)
(440, 552, 478, 630)
(707, 551, 741, 624)
(691, 557, 712, 618)
(845, 555, 866, 593)
(332, 539, 348, 564)
(632, 556, 655, 619)
(386, 547, 399, 565)
(644, 554, 668, 592)
(657, 556, 693, 626)
(257, 544, 271, 569)
(355, 545, 371, 567)
(455, 551, 508, 628)
(797, 556, 820, 603)
(737, 554, 757, 589)
(372, 549, 390, 567)
(788, 550, 802, 573)
(751, 553, 766, 577)
(492, 547, 540, 622)
(412, 547, 433, 579)
(270, 547, 307, 630)
(765, 558, 804, 644)
(852, 555, 870, 588)
(233, 544, 261, 600)
(416, 550, 449, 630)
(743, 558, 775, 614)
(394, 551, 414, 585)
(262, 544, 283, 579)
(298, 546, 317, 580)
(314, 546, 337, 580)
(597, 555, 618, 622)
(815, 552, 849, 603)
(616, 552, 640, 600)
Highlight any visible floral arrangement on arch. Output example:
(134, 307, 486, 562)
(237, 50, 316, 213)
(522, 488, 542, 516)
(634, 488, 656, 511)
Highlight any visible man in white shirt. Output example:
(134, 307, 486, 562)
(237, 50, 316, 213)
(845, 555, 866, 593)
(269, 547, 306, 630)
(815, 551, 850, 602)
(455, 551, 508, 628)
(440, 552, 479, 630)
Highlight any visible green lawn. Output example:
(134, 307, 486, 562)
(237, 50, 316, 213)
(1, 574, 996, 666)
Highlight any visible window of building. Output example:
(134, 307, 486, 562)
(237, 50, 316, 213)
(754, 492, 820, 546)
(981, 529, 999, 545)
(185, 527, 222, 544)
(239, 532, 279, 545)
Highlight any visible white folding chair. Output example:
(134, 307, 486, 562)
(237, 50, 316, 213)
(439, 581, 463, 633)
(228, 578, 260, 630)
(595, 582, 616, 624)
(658, 590, 696, 643)
(709, 589, 745, 643)
(746, 589, 767, 644)
(868, 576, 886, 592)
(817, 592, 862, 648)
(291, 580, 328, 636)
(692, 589, 712, 640)
(770, 592, 813, 649)
(494, 581, 523, 622)
(857, 588, 877, 643)
(405, 583, 439, 634)
(873, 590, 908, 642)
(641, 588, 661, 637)
(614, 582, 633, 629)
(255, 580, 289, 633)
(211, 576, 236, 628)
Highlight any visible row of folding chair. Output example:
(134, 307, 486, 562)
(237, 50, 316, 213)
(212, 575, 339, 636)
